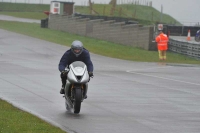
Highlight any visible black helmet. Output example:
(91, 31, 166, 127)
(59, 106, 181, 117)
(71, 40, 83, 57)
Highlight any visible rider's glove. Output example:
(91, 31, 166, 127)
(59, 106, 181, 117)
(88, 72, 94, 78)
(61, 70, 68, 78)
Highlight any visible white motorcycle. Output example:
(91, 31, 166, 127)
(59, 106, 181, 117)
(64, 61, 90, 114)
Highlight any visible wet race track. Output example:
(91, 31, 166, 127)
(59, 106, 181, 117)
(0, 15, 40, 23)
(170, 36, 200, 44)
(0, 29, 200, 133)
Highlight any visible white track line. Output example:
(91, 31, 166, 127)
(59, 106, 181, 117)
(126, 70, 200, 86)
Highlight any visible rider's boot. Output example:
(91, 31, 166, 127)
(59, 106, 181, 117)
(60, 85, 65, 94)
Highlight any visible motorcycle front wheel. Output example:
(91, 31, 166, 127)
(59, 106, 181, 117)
(73, 88, 82, 114)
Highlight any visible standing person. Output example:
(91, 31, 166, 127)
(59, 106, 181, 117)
(155, 24, 169, 61)
(58, 40, 94, 96)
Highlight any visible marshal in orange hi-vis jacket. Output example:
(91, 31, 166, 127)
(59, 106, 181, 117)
(155, 31, 169, 60)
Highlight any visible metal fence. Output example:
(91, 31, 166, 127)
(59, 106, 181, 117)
(168, 38, 200, 60)
(166, 25, 200, 36)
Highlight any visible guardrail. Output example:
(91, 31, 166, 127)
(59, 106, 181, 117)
(168, 38, 200, 59)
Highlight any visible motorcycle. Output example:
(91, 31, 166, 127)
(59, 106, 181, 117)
(195, 30, 200, 42)
(64, 61, 90, 114)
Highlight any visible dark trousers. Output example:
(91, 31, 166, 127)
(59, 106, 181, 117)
(60, 74, 67, 87)
(60, 74, 71, 96)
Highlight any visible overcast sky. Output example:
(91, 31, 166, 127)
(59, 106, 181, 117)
(3, 0, 200, 25)
(150, 0, 200, 25)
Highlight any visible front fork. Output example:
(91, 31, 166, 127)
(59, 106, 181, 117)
(65, 82, 88, 101)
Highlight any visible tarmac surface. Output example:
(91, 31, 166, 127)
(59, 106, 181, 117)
(0, 15, 40, 23)
(169, 36, 200, 44)
(0, 29, 200, 133)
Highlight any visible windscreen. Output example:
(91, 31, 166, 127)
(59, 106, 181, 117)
(71, 61, 86, 68)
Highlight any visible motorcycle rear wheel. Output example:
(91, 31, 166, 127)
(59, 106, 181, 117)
(73, 88, 82, 114)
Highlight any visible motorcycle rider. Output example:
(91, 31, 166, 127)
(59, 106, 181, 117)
(58, 40, 94, 96)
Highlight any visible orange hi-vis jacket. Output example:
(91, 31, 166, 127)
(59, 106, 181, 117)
(155, 33, 169, 50)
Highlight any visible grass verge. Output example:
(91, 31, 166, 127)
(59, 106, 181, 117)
(0, 99, 66, 133)
(0, 2, 49, 12)
(0, 20, 199, 64)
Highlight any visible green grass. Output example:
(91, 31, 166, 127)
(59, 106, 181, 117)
(0, 2, 49, 12)
(0, 12, 47, 20)
(75, 4, 181, 25)
(117, 4, 178, 24)
(0, 20, 199, 64)
(0, 99, 66, 133)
